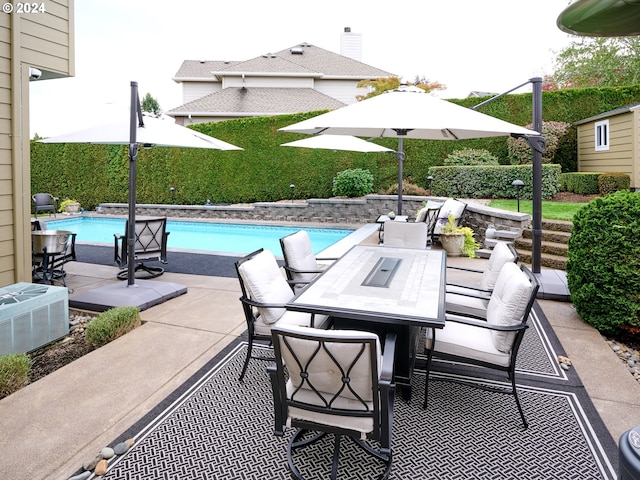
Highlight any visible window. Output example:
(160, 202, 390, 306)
(595, 119, 609, 151)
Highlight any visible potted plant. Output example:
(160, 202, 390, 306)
(59, 199, 81, 214)
(439, 214, 480, 257)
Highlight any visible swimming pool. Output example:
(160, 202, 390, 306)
(43, 217, 354, 255)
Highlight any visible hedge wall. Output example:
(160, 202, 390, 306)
(31, 85, 640, 209)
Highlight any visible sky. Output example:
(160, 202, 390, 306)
(29, 0, 577, 138)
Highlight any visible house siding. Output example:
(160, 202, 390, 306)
(577, 110, 639, 188)
(314, 79, 368, 105)
(182, 82, 220, 105)
(0, 0, 73, 286)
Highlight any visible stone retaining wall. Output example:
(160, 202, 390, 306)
(98, 195, 531, 243)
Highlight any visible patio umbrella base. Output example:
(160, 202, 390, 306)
(69, 280, 187, 312)
(534, 269, 570, 302)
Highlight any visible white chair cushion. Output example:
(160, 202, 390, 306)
(282, 230, 322, 283)
(416, 201, 443, 223)
(486, 262, 533, 353)
(426, 320, 511, 367)
(253, 311, 330, 336)
(278, 326, 382, 434)
(433, 199, 466, 235)
(238, 250, 293, 325)
(383, 221, 428, 249)
(480, 241, 517, 290)
(445, 289, 490, 317)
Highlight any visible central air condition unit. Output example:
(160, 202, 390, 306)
(0, 282, 69, 355)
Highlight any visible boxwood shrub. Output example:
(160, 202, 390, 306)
(0, 353, 31, 399)
(85, 306, 141, 349)
(566, 191, 640, 335)
(332, 168, 374, 197)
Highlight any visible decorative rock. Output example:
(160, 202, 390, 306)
(101, 447, 115, 459)
(94, 459, 108, 476)
(67, 471, 91, 480)
(114, 441, 130, 455)
(125, 438, 135, 447)
(82, 455, 101, 471)
(560, 363, 570, 371)
(558, 355, 572, 366)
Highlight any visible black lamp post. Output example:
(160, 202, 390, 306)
(169, 186, 175, 204)
(427, 175, 434, 194)
(290, 184, 295, 203)
(512, 179, 524, 212)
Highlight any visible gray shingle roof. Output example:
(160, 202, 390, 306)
(166, 87, 346, 115)
(173, 43, 394, 79)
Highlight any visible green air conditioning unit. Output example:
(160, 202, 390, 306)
(0, 282, 69, 355)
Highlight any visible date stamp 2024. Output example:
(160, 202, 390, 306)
(2, 2, 46, 14)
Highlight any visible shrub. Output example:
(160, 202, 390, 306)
(0, 354, 31, 399)
(559, 172, 601, 194)
(444, 148, 499, 166)
(85, 306, 141, 349)
(332, 168, 374, 197)
(384, 180, 430, 196)
(508, 121, 571, 165)
(566, 191, 640, 335)
(598, 172, 630, 195)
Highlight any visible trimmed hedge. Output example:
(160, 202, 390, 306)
(567, 191, 640, 335)
(559, 172, 601, 194)
(599, 172, 631, 195)
(31, 85, 640, 206)
(427, 164, 561, 199)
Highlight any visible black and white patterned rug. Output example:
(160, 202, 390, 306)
(88, 304, 618, 479)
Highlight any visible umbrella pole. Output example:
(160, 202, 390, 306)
(397, 137, 404, 215)
(126, 81, 139, 287)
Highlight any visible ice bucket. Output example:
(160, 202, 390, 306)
(32, 230, 72, 255)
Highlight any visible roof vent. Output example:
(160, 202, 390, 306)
(290, 47, 304, 55)
(262, 53, 277, 58)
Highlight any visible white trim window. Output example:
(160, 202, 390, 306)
(595, 119, 610, 151)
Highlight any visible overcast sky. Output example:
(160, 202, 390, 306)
(29, 0, 576, 137)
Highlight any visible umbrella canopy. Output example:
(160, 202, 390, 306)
(39, 81, 242, 286)
(281, 134, 394, 153)
(557, 0, 640, 36)
(279, 85, 537, 140)
(280, 85, 538, 214)
(40, 115, 242, 151)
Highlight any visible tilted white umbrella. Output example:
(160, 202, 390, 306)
(40, 82, 243, 288)
(280, 85, 539, 214)
(281, 134, 394, 153)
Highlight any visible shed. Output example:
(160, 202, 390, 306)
(575, 102, 640, 190)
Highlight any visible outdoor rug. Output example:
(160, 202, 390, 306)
(84, 303, 618, 479)
(75, 244, 245, 278)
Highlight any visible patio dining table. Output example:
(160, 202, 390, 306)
(286, 244, 446, 399)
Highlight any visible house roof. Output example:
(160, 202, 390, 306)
(166, 87, 346, 117)
(173, 43, 394, 81)
(575, 102, 640, 125)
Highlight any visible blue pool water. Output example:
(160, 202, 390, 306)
(43, 217, 354, 255)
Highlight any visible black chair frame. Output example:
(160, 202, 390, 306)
(268, 327, 396, 480)
(114, 217, 169, 280)
(32, 233, 77, 287)
(32, 193, 59, 218)
(424, 265, 539, 429)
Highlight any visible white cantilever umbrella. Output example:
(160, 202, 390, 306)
(40, 81, 242, 290)
(280, 85, 539, 214)
(281, 134, 394, 153)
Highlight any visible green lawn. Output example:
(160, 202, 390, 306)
(487, 200, 588, 221)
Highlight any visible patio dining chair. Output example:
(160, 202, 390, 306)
(423, 262, 539, 428)
(445, 241, 519, 317)
(32, 193, 59, 218)
(114, 217, 170, 280)
(269, 324, 396, 480)
(280, 230, 337, 291)
(235, 249, 331, 381)
(382, 220, 428, 249)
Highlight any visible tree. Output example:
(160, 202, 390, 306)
(550, 37, 640, 89)
(356, 76, 446, 101)
(141, 92, 161, 117)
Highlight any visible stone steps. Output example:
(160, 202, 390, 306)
(516, 219, 572, 270)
